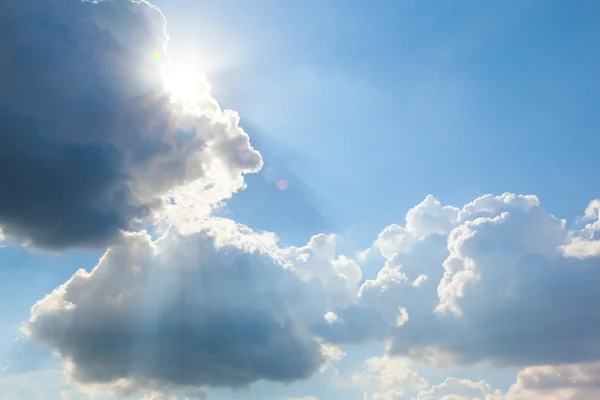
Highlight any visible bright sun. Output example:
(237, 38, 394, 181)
(163, 65, 203, 106)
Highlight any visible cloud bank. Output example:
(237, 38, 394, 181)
(25, 192, 600, 394)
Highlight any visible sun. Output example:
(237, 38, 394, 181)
(163, 64, 203, 106)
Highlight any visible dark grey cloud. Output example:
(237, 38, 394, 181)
(0, 0, 261, 250)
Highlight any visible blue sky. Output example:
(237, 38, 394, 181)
(1, 1, 600, 399)
(155, 0, 600, 241)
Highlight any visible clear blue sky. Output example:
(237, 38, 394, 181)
(1, 1, 600, 399)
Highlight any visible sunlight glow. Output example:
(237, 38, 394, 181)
(163, 65, 203, 106)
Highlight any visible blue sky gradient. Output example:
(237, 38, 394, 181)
(157, 0, 600, 240)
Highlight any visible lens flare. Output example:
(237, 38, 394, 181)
(276, 180, 288, 191)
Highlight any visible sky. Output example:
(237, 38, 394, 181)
(1, 0, 600, 399)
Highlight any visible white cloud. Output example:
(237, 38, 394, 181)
(417, 377, 503, 400)
(324, 311, 339, 324)
(412, 274, 428, 287)
(373, 195, 460, 260)
(562, 199, 600, 258)
(416, 361, 600, 400)
(356, 248, 372, 263)
(405, 195, 459, 238)
(395, 307, 409, 327)
(319, 341, 346, 373)
(356, 193, 600, 368)
(23, 218, 355, 393)
(437, 194, 567, 315)
(351, 355, 428, 390)
(363, 390, 404, 400)
(506, 362, 600, 400)
(277, 233, 363, 309)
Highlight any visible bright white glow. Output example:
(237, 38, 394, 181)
(162, 63, 220, 117)
(164, 65, 203, 105)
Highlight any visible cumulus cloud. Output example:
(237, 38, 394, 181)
(504, 361, 600, 400)
(316, 200, 452, 344)
(395, 307, 409, 327)
(412, 274, 428, 287)
(276, 233, 362, 310)
(562, 199, 600, 258)
(416, 361, 600, 400)
(416, 377, 503, 400)
(351, 355, 428, 391)
(325, 193, 600, 367)
(23, 219, 356, 392)
(0, 0, 261, 249)
(324, 311, 339, 324)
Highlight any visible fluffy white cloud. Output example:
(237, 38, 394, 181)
(395, 307, 409, 327)
(373, 195, 459, 260)
(0, 0, 261, 249)
(23, 218, 354, 393)
(417, 377, 503, 400)
(324, 311, 339, 324)
(412, 274, 428, 287)
(338, 193, 600, 367)
(316, 197, 453, 344)
(436, 193, 565, 314)
(405, 195, 459, 239)
(351, 355, 428, 391)
(506, 362, 600, 400)
(276, 233, 363, 310)
(562, 199, 600, 258)
(416, 361, 600, 400)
